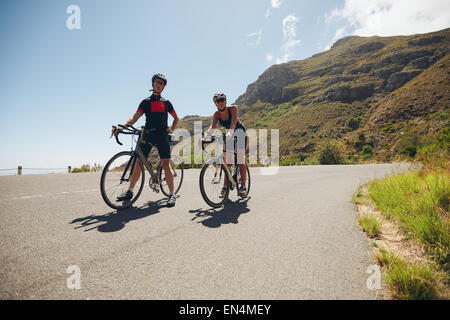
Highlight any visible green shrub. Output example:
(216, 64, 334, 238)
(400, 146, 417, 158)
(280, 156, 301, 166)
(315, 140, 347, 165)
(304, 157, 320, 165)
(417, 126, 449, 171)
(395, 132, 419, 153)
(71, 163, 103, 173)
(383, 122, 396, 134)
(347, 117, 360, 131)
(361, 145, 373, 156)
(71, 164, 91, 173)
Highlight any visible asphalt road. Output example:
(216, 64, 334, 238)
(0, 164, 410, 299)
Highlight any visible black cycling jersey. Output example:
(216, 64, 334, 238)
(137, 94, 175, 133)
(217, 107, 246, 131)
(217, 106, 247, 152)
(137, 94, 175, 159)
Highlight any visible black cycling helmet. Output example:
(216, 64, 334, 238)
(152, 73, 167, 86)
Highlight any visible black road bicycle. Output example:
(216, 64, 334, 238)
(199, 133, 250, 208)
(100, 124, 183, 210)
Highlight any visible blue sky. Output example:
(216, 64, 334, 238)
(1, 0, 449, 172)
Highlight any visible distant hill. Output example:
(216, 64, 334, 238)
(177, 28, 450, 163)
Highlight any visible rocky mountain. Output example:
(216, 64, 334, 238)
(178, 28, 449, 163)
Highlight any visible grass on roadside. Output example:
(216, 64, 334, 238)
(368, 171, 449, 268)
(358, 215, 382, 238)
(352, 188, 364, 204)
(375, 248, 445, 300)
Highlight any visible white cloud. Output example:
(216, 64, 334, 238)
(324, 27, 347, 51)
(245, 27, 263, 46)
(266, 0, 282, 18)
(271, 0, 282, 9)
(326, 0, 450, 37)
(266, 53, 274, 62)
(282, 15, 300, 40)
(276, 54, 291, 64)
(276, 14, 301, 63)
(324, 8, 340, 25)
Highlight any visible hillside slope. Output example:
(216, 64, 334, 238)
(178, 28, 450, 162)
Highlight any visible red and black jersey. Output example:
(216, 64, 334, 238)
(137, 94, 175, 132)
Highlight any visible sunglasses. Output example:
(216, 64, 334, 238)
(154, 80, 165, 86)
(215, 98, 226, 103)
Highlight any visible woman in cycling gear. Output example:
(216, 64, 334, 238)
(114, 73, 179, 207)
(206, 91, 248, 197)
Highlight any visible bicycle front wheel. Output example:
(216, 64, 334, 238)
(199, 161, 230, 208)
(100, 151, 145, 210)
(158, 160, 184, 197)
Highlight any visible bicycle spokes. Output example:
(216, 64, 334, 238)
(212, 163, 225, 185)
(200, 162, 229, 208)
(100, 152, 145, 210)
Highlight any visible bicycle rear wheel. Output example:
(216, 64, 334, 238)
(158, 160, 184, 197)
(100, 151, 145, 210)
(199, 161, 230, 208)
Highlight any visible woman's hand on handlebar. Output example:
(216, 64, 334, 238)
(225, 131, 233, 142)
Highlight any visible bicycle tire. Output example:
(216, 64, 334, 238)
(199, 161, 230, 208)
(158, 160, 184, 197)
(100, 151, 145, 210)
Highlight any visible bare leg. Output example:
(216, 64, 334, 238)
(223, 150, 233, 188)
(238, 149, 247, 187)
(161, 159, 174, 193)
(129, 160, 142, 190)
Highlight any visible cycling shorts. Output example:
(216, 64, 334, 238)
(140, 130, 171, 159)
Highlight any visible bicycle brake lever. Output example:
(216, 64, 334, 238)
(114, 133, 123, 145)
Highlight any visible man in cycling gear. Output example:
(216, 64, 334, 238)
(206, 91, 248, 198)
(115, 73, 179, 207)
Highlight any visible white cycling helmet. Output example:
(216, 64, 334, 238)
(213, 91, 227, 102)
(152, 73, 167, 86)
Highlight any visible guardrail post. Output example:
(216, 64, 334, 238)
(18, 166, 22, 175)
(68, 166, 71, 173)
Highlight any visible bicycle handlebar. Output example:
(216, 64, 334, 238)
(201, 132, 231, 151)
(111, 124, 178, 146)
(111, 124, 141, 146)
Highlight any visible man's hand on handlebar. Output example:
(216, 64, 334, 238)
(112, 125, 122, 137)
(110, 124, 140, 146)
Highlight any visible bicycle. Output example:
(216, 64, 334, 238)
(100, 124, 184, 210)
(199, 133, 251, 208)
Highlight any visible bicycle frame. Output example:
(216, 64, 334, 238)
(204, 137, 245, 190)
(121, 129, 161, 187)
(205, 157, 237, 189)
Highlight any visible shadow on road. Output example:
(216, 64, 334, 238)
(69, 199, 167, 232)
(189, 197, 251, 228)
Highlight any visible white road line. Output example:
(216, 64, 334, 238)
(0, 189, 98, 201)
